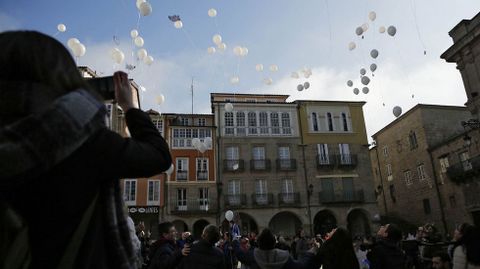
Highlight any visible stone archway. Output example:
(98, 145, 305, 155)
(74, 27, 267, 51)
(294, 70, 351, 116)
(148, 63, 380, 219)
(193, 219, 210, 240)
(313, 210, 337, 236)
(347, 209, 371, 238)
(172, 220, 188, 233)
(238, 212, 258, 235)
(268, 211, 302, 237)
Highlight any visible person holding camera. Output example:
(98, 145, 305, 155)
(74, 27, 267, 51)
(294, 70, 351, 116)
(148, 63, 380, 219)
(367, 224, 406, 269)
(148, 222, 191, 269)
(0, 31, 172, 269)
(179, 225, 225, 269)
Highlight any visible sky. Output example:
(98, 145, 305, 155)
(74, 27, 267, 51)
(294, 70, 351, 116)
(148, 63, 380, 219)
(1, 0, 480, 141)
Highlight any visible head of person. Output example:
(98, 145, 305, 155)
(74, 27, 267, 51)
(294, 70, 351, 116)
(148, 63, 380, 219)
(385, 224, 402, 243)
(319, 227, 359, 269)
(158, 222, 177, 241)
(296, 228, 305, 238)
(202, 224, 220, 246)
(377, 224, 389, 238)
(432, 252, 451, 269)
(257, 228, 276, 250)
(454, 223, 471, 241)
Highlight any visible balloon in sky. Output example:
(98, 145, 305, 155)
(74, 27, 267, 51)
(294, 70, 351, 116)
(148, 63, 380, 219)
(144, 55, 154, 65)
(225, 103, 234, 112)
(140, 86, 146, 92)
(348, 42, 356, 51)
(217, 43, 227, 51)
(136, 0, 146, 10)
(370, 63, 377, 72)
(156, 94, 165, 105)
(57, 24, 66, 32)
(174, 21, 183, 29)
(297, 84, 304, 91)
(361, 23, 369, 32)
(130, 29, 139, 38)
(207, 47, 216, 54)
(387, 26, 397, 36)
(393, 106, 402, 117)
(379, 26, 386, 34)
(353, 88, 359, 95)
(241, 47, 249, 56)
(370, 49, 379, 59)
(230, 76, 240, 84)
(361, 76, 370, 85)
(208, 8, 217, 17)
(67, 38, 80, 49)
(71, 43, 86, 57)
(137, 48, 148, 60)
(362, 87, 369, 94)
(233, 46, 243, 56)
(291, 72, 299, 79)
(264, 78, 273, 85)
(255, 64, 264, 72)
(303, 82, 310, 89)
(356, 27, 364, 36)
(347, 80, 353, 87)
(213, 34, 222, 45)
(134, 36, 144, 47)
(111, 48, 125, 64)
(139, 1, 152, 16)
(368, 11, 377, 21)
(269, 65, 279, 72)
(360, 68, 366, 76)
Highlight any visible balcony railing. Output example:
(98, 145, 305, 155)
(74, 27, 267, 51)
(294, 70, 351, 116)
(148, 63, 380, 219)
(223, 159, 245, 172)
(447, 155, 480, 184)
(278, 192, 301, 206)
(319, 189, 365, 204)
(171, 199, 217, 214)
(176, 171, 188, 181)
(335, 154, 358, 168)
(224, 127, 293, 137)
(251, 193, 274, 207)
(316, 155, 335, 169)
(224, 194, 247, 208)
(276, 159, 297, 171)
(197, 170, 208, 180)
(250, 159, 272, 172)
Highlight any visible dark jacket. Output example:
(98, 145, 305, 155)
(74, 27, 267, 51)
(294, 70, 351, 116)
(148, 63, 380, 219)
(368, 239, 406, 269)
(179, 240, 225, 269)
(2, 109, 172, 268)
(149, 237, 183, 269)
(296, 238, 310, 259)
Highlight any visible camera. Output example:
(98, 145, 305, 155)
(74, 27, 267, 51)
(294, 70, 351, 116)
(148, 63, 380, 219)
(86, 76, 115, 100)
(185, 235, 195, 245)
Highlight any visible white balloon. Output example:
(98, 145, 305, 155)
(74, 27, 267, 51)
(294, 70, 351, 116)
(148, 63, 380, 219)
(165, 164, 174, 175)
(233, 46, 243, 56)
(192, 138, 201, 147)
(57, 24, 66, 32)
(136, 0, 146, 9)
(204, 137, 213, 147)
(368, 11, 377, 21)
(207, 47, 216, 54)
(213, 34, 222, 45)
(387, 26, 397, 36)
(360, 68, 366, 76)
(130, 29, 139, 38)
(356, 27, 364, 36)
(393, 106, 402, 117)
(291, 72, 299, 79)
(379, 26, 386, 33)
(208, 8, 217, 17)
(72, 43, 86, 57)
(137, 48, 148, 60)
(255, 64, 264, 72)
(353, 88, 360, 95)
(156, 94, 165, 105)
(225, 103, 234, 112)
(225, 210, 234, 221)
(264, 78, 273, 85)
(217, 42, 227, 51)
(297, 84, 304, 91)
(67, 38, 80, 49)
(230, 76, 240, 84)
(140, 86, 146, 92)
(241, 47, 249, 56)
(370, 49, 379, 59)
(361, 76, 370, 85)
(303, 82, 310, 89)
(134, 36, 144, 47)
(110, 48, 120, 59)
(144, 55, 154, 65)
(348, 42, 356, 51)
(347, 80, 353, 87)
(362, 87, 369, 94)
(198, 143, 207, 153)
(370, 63, 377, 72)
(113, 50, 125, 64)
(269, 65, 279, 72)
(174, 21, 183, 29)
(361, 23, 369, 32)
(139, 1, 152, 16)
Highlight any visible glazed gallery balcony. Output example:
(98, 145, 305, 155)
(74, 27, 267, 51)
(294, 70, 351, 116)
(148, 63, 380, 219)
(171, 199, 218, 214)
(318, 189, 365, 204)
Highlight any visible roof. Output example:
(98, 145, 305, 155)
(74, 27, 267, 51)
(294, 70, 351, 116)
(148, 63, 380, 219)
(295, 100, 367, 106)
(210, 92, 290, 97)
(441, 12, 480, 62)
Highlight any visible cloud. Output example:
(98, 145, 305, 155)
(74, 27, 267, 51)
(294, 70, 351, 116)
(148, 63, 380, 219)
(0, 12, 21, 32)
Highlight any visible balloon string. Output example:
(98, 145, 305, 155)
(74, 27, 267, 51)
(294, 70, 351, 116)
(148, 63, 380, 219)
(392, 40, 415, 101)
(410, 0, 427, 55)
(136, 12, 141, 31)
(181, 28, 199, 51)
(53, 31, 60, 37)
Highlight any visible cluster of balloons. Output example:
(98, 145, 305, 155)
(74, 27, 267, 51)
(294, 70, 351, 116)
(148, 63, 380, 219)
(233, 46, 249, 57)
(212, 34, 227, 52)
(57, 23, 66, 33)
(67, 38, 86, 57)
(297, 81, 310, 91)
(192, 137, 212, 153)
(253, 64, 279, 86)
(136, 0, 152, 16)
(130, 29, 154, 65)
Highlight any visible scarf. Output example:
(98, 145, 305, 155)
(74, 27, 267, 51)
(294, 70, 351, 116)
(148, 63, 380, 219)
(0, 82, 137, 268)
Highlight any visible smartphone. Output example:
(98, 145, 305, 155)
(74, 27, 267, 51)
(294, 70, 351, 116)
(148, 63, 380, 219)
(86, 76, 115, 100)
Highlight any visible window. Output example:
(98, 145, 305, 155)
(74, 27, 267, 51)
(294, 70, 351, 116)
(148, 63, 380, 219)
(278, 147, 291, 169)
(199, 188, 209, 211)
(271, 113, 280, 134)
(389, 184, 396, 203)
(236, 112, 246, 136)
(198, 118, 206, 126)
(225, 112, 234, 135)
(177, 188, 187, 210)
(172, 128, 212, 148)
(152, 119, 163, 136)
(326, 112, 334, 131)
(338, 144, 351, 164)
(417, 164, 427, 180)
(196, 158, 208, 180)
(341, 113, 348, 132)
(459, 152, 472, 171)
(449, 195, 457, 208)
(281, 113, 291, 134)
(147, 180, 160, 203)
(246, 99, 256, 103)
(312, 112, 319, 131)
(404, 170, 413, 186)
(281, 179, 294, 203)
(180, 118, 189, 126)
(124, 180, 137, 203)
(176, 158, 188, 181)
(317, 144, 330, 164)
(228, 180, 241, 205)
(423, 199, 431, 215)
(252, 146, 266, 169)
(383, 146, 388, 157)
(259, 112, 269, 134)
(248, 112, 257, 135)
(226, 146, 240, 170)
(386, 164, 393, 181)
(255, 180, 268, 204)
(409, 131, 418, 150)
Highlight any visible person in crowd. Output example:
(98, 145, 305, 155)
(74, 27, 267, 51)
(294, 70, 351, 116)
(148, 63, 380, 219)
(249, 232, 258, 249)
(290, 235, 298, 259)
(275, 236, 291, 252)
(452, 225, 480, 269)
(233, 228, 317, 269)
(367, 224, 405, 269)
(295, 228, 310, 260)
(317, 227, 360, 269)
(179, 225, 225, 269)
(0, 31, 172, 269)
(222, 232, 238, 269)
(149, 222, 190, 269)
(432, 252, 452, 269)
(240, 237, 251, 252)
(449, 223, 471, 259)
